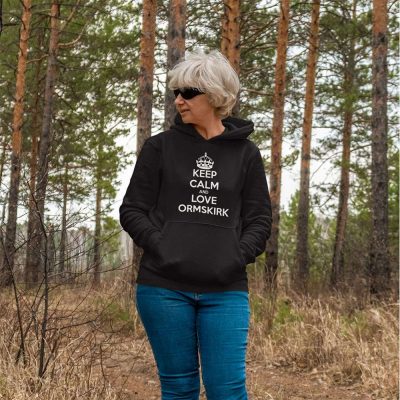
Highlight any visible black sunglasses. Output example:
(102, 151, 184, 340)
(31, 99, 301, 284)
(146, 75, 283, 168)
(173, 87, 205, 100)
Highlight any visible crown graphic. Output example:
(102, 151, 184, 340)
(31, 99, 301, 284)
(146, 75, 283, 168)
(196, 152, 214, 170)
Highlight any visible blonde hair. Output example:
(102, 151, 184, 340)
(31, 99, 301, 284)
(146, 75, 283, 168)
(167, 49, 240, 119)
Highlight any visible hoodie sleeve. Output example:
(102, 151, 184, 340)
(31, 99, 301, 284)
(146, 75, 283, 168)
(239, 147, 272, 264)
(119, 138, 162, 252)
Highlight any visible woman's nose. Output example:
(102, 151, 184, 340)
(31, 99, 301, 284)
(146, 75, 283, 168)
(174, 94, 184, 105)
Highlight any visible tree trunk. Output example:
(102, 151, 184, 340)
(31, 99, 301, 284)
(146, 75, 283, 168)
(93, 178, 102, 286)
(221, 0, 240, 116)
(1, 191, 7, 227)
(80, 227, 89, 278)
(265, 0, 290, 292)
(295, 0, 320, 292)
(25, 2, 60, 288)
(0, 134, 7, 190)
(331, 109, 352, 288)
(47, 223, 56, 275)
(163, 0, 186, 130)
(369, 0, 390, 297)
(331, 2, 356, 288)
(25, 25, 45, 285)
(137, 0, 157, 151)
(0, 136, 7, 265)
(1, 0, 32, 287)
(59, 164, 68, 278)
(133, 0, 157, 283)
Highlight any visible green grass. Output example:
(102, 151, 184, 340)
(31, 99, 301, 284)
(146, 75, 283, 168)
(97, 299, 136, 332)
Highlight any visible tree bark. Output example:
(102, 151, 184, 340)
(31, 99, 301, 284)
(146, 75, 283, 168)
(133, 0, 157, 283)
(369, 0, 390, 297)
(1, 0, 32, 287)
(93, 175, 102, 287)
(221, 0, 240, 116)
(0, 134, 7, 269)
(137, 0, 157, 151)
(59, 164, 68, 278)
(163, 0, 186, 131)
(25, 2, 60, 288)
(0, 133, 7, 190)
(25, 24, 45, 284)
(47, 223, 56, 274)
(331, 1, 356, 288)
(265, 0, 290, 292)
(295, 0, 320, 292)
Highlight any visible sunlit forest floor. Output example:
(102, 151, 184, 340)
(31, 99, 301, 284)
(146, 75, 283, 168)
(0, 276, 397, 399)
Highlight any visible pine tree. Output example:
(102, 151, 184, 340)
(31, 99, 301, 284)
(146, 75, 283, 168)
(265, 0, 290, 291)
(164, 0, 186, 130)
(295, 0, 320, 291)
(369, 0, 390, 296)
(25, 1, 60, 287)
(1, 0, 32, 287)
(221, 0, 241, 116)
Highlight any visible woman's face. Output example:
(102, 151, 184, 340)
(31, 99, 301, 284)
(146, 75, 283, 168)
(175, 91, 218, 124)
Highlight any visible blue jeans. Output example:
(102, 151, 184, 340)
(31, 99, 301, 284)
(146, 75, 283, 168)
(135, 283, 250, 400)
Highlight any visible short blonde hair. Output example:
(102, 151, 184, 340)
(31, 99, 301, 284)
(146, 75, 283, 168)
(167, 49, 240, 119)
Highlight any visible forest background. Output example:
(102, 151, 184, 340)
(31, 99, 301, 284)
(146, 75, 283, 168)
(0, 0, 398, 399)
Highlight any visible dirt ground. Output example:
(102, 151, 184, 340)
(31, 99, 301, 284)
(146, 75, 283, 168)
(101, 333, 373, 400)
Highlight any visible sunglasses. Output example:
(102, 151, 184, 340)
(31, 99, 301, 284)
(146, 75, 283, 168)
(173, 87, 205, 100)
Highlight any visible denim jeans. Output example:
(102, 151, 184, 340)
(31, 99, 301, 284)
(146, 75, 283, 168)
(135, 283, 250, 400)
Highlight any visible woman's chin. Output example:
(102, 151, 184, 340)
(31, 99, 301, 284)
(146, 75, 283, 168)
(181, 113, 192, 122)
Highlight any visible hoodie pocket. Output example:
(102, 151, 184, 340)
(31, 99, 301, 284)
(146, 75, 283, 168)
(152, 221, 246, 286)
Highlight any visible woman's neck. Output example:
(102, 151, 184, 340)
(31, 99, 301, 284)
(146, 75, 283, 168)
(193, 117, 225, 140)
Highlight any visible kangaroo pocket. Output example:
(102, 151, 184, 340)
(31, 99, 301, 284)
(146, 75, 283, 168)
(152, 221, 246, 286)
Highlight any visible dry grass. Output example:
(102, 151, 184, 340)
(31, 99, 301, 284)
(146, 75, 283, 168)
(0, 277, 138, 400)
(248, 290, 399, 400)
(0, 277, 398, 399)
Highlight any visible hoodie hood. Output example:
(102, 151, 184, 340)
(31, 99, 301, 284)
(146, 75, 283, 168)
(171, 112, 254, 141)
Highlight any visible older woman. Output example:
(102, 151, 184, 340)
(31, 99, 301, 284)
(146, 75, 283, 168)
(120, 49, 271, 400)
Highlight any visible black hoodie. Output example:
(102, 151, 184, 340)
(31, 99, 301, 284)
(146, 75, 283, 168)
(119, 113, 272, 293)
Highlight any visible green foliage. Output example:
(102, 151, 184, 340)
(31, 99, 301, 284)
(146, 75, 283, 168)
(1, 0, 397, 294)
(272, 299, 302, 328)
(249, 293, 266, 324)
(250, 294, 302, 334)
(0, 0, 140, 223)
(53, 0, 140, 208)
(340, 310, 370, 338)
(313, 0, 397, 219)
(98, 299, 135, 332)
(313, 0, 373, 214)
(0, 0, 26, 119)
(100, 216, 122, 269)
(343, 142, 399, 280)
(279, 191, 336, 288)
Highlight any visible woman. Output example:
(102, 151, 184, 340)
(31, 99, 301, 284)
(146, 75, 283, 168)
(120, 49, 272, 400)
